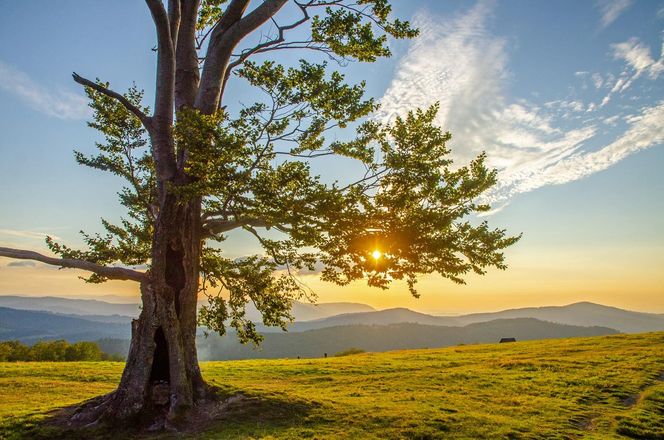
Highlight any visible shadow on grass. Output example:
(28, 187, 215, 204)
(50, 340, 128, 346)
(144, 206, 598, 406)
(0, 386, 321, 440)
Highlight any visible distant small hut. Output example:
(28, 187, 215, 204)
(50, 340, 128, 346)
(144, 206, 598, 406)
(499, 337, 516, 343)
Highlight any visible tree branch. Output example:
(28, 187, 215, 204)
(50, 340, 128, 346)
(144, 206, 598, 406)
(0, 247, 147, 283)
(202, 217, 271, 235)
(220, 2, 312, 97)
(202, 216, 290, 236)
(145, 0, 178, 189)
(174, 0, 201, 112)
(196, 0, 287, 114)
(72, 73, 153, 130)
(168, 0, 182, 48)
(145, 0, 176, 121)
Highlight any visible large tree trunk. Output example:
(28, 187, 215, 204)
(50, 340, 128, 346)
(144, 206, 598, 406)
(73, 196, 208, 429)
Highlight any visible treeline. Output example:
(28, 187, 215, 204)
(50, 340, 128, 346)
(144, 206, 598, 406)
(0, 340, 124, 362)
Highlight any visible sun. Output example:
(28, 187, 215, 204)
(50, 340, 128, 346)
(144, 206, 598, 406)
(372, 250, 382, 260)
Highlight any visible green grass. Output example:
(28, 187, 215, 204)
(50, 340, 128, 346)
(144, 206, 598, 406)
(1, 332, 663, 439)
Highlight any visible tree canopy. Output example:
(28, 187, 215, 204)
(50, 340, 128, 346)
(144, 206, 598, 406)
(7, 0, 519, 345)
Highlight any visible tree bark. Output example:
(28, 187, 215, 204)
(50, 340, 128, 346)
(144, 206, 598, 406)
(72, 194, 207, 429)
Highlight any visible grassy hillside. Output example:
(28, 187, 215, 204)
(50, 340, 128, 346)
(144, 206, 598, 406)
(1, 333, 663, 439)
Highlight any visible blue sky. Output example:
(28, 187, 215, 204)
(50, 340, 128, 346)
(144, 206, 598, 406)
(0, 0, 662, 313)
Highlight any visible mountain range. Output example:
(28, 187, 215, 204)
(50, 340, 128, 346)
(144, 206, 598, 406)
(0, 307, 130, 343)
(278, 301, 664, 334)
(0, 295, 375, 323)
(1, 295, 663, 359)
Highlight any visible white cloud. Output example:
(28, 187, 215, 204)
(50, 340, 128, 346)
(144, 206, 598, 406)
(592, 73, 604, 89)
(0, 61, 90, 119)
(596, 38, 664, 108)
(0, 229, 61, 241)
(596, 0, 633, 28)
(532, 102, 664, 186)
(612, 38, 664, 80)
(603, 115, 620, 126)
(7, 261, 37, 268)
(378, 2, 664, 211)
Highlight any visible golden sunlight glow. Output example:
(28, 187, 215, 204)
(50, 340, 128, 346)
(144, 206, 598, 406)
(372, 250, 382, 260)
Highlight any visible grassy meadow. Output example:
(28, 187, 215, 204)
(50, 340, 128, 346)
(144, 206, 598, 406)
(1, 332, 663, 439)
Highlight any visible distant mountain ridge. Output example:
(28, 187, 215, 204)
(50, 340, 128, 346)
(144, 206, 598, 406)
(453, 301, 664, 333)
(0, 295, 374, 323)
(1, 295, 663, 338)
(0, 307, 130, 343)
(0, 299, 650, 360)
(272, 302, 664, 334)
(275, 307, 458, 332)
(0, 295, 140, 317)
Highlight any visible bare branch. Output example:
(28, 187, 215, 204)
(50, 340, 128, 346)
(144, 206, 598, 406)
(175, 0, 201, 112)
(340, 167, 389, 191)
(145, 0, 178, 188)
(72, 73, 153, 130)
(168, 0, 182, 48)
(202, 212, 292, 236)
(220, 2, 312, 95)
(196, 0, 288, 114)
(145, 0, 175, 120)
(0, 247, 147, 283)
(145, 0, 176, 121)
(202, 217, 271, 235)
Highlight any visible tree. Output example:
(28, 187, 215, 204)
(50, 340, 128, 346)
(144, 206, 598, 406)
(65, 341, 105, 361)
(0, 0, 519, 430)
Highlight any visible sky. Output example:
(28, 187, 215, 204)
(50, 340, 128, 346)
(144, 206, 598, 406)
(0, 0, 662, 314)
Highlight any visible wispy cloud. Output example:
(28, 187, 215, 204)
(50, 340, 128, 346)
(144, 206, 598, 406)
(529, 102, 664, 187)
(596, 0, 633, 28)
(378, 1, 664, 211)
(612, 38, 664, 80)
(7, 261, 36, 268)
(596, 37, 663, 108)
(0, 61, 90, 119)
(0, 229, 61, 241)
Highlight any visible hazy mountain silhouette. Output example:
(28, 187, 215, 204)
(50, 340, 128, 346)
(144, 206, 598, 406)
(264, 302, 664, 334)
(0, 307, 130, 343)
(453, 302, 664, 333)
(0, 303, 636, 360)
(0, 295, 373, 323)
(273, 307, 460, 332)
(0, 295, 139, 317)
(1, 295, 662, 348)
(245, 301, 375, 322)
